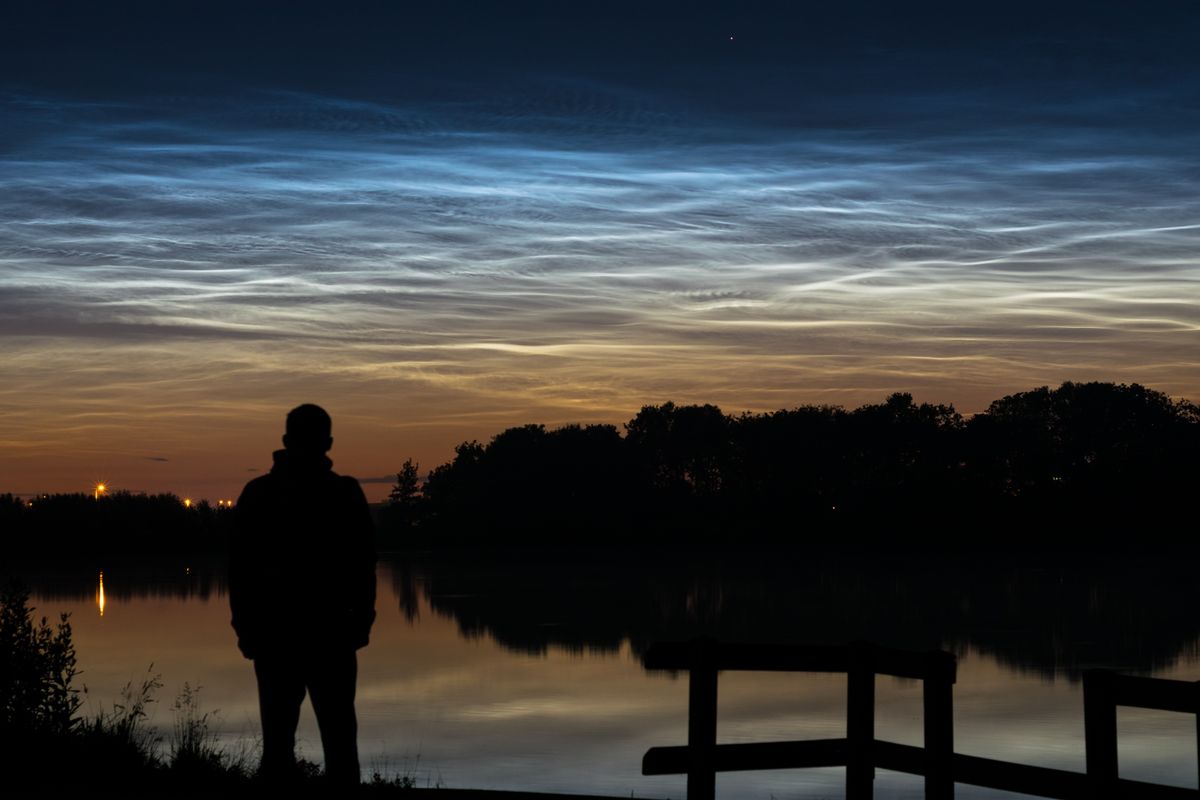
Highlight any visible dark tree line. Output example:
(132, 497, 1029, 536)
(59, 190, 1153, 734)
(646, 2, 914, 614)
(4, 381, 1195, 555)
(382, 382, 1200, 550)
(0, 492, 233, 557)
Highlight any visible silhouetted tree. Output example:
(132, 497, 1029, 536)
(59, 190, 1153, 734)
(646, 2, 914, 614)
(622, 403, 733, 537)
(837, 393, 965, 537)
(726, 404, 846, 534)
(8, 382, 1197, 553)
(420, 424, 630, 542)
(0, 492, 232, 557)
(401, 382, 1200, 549)
(966, 382, 1200, 543)
(377, 459, 425, 544)
(625, 402, 731, 495)
(388, 460, 421, 507)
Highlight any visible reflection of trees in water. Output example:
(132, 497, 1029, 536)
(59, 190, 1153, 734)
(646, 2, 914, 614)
(6, 557, 227, 603)
(394, 553, 1200, 678)
(14, 553, 1197, 678)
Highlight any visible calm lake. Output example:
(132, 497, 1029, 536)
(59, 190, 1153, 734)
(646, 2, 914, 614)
(14, 553, 1200, 798)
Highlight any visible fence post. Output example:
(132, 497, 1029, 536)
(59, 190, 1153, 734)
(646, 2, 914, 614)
(1083, 669, 1118, 799)
(687, 637, 719, 800)
(847, 641, 876, 800)
(1194, 680, 1200, 793)
(923, 650, 956, 800)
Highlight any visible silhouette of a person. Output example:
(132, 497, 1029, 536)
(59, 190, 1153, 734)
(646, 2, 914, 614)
(230, 404, 377, 785)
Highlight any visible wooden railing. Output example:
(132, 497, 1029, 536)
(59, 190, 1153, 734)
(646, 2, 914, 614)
(641, 638, 1200, 799)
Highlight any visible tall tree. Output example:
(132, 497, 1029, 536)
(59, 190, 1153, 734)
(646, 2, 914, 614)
(388, 459, 422, 508)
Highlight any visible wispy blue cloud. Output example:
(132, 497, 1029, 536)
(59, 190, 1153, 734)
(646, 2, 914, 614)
(1, 79, 1198, 495)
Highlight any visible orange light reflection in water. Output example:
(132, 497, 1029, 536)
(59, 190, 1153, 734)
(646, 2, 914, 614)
(96, 571, 105, 618)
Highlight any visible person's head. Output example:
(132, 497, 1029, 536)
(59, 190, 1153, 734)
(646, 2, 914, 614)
(283, 404, 333, 453)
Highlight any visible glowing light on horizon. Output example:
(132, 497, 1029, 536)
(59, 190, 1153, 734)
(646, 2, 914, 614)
(94, 483, 107, 500)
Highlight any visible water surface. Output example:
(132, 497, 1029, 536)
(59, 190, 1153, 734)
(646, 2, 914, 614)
(19, 555, 1200, 798)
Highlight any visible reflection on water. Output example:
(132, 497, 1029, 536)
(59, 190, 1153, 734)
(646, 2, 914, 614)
(12, 555, 1200, 797)
(398, 553, 1200, 679)
(96, 570, 105, 617)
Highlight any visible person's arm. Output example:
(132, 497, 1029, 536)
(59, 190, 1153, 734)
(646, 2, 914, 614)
(344, 477, 378, 649)
(229, 481, 264, 659)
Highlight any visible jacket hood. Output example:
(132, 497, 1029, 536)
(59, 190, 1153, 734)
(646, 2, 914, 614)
(270, 448, 334, 480)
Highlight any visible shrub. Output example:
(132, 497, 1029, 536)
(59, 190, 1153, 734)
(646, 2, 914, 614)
(0, 581, 81, 737)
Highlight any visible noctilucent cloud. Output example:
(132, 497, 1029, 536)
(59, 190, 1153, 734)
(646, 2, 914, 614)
(3, 2, 1199, 499)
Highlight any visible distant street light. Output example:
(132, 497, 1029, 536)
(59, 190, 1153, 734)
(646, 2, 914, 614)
(94, 483, 107, 500)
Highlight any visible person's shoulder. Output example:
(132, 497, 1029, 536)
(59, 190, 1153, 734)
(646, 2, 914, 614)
(331, 473, 368, 500)
(333, 472, 364, 491)
(237, 473, 276, 502)
(242, 473, 274, 492)
(245, 470, 275, 486)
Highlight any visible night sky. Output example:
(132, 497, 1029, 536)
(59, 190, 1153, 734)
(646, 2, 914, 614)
(4, 1, 1199, 500)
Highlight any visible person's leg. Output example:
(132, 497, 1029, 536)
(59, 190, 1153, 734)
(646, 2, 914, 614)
(307, 649, 360, 786)
(254, 655, 307, 783)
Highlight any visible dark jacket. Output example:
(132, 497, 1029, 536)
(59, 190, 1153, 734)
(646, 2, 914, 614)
(229, 448, 377, 660)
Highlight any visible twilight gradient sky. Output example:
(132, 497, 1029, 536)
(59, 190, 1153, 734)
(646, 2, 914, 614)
(3, 1, 1199, 500)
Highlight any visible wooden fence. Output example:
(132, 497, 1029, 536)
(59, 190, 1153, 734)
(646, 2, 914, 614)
(641, 638, 1200, 799)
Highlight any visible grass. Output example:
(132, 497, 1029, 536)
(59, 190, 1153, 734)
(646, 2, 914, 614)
(6, 671, 441, 792)
(2, 582, 635, 797)
(3, 665, 253, 790)
(1, 584, 243, 789)
(0, 582, 443, 793)
(369, 752, 445, 790)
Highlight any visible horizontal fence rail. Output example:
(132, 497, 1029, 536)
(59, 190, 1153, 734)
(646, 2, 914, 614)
(641, 638, 1200, 800)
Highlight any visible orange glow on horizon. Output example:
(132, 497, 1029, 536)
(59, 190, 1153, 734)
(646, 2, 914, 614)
(3, 369, 1196, 505)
